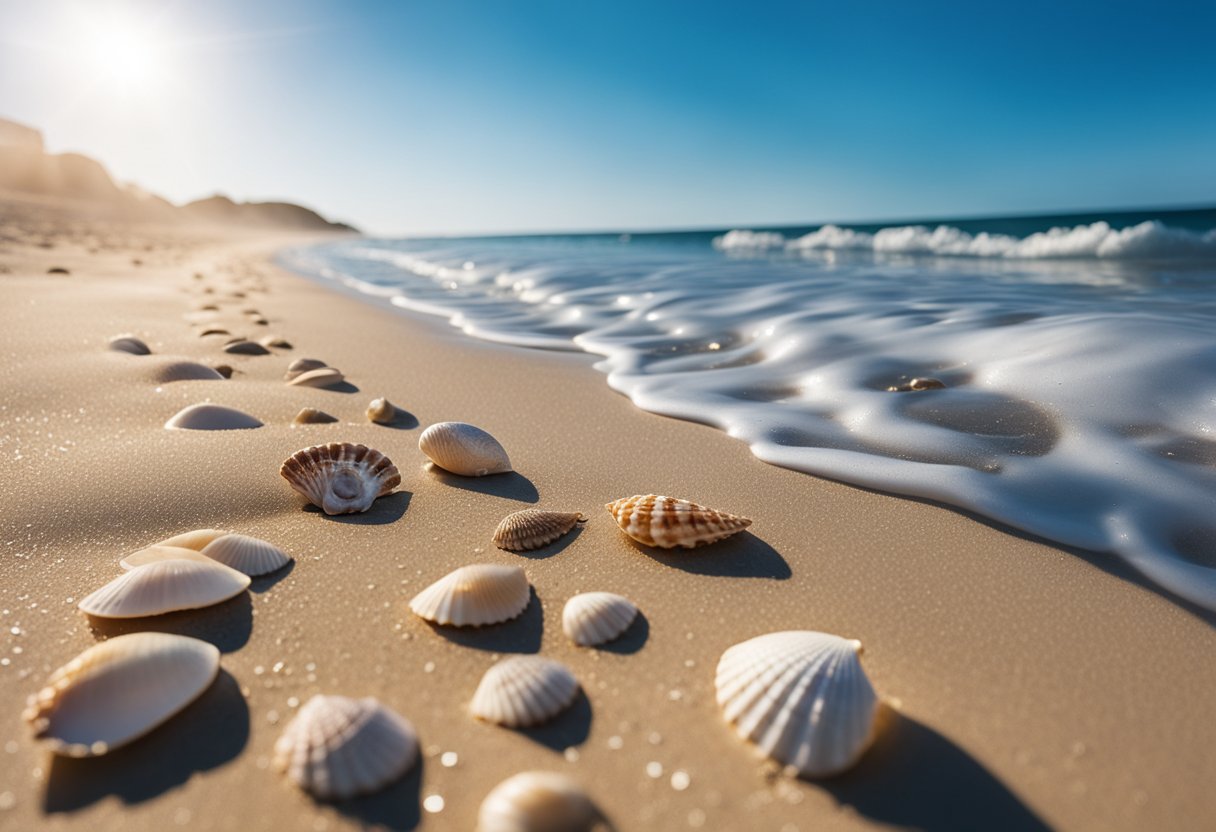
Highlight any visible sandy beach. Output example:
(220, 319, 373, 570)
(2, 198, 1215, 832)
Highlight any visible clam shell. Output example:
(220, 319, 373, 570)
(120, 545, 232, 571)
(419, 421, 512, 477)
(294, 407, 339, 424)
(200, 533, 292, 576)
(156, 528, 228, 550)
(150, 361, 225, 382)
(284, 357, 328, 381)
(562, 592, 638, 647)
(366, 397, 397, 425)
(605, 494, 751, 548)
(715, 630, 880, 777)
(108, 334, 150, 355)
(273, 694, 418, 800)
(288, 367, 345, 388)
(493, 510, 585, 552)
(279, 442, 401, 515)
(470, 656, 579, 728)
(78, 559, 250, 619)
(477, 771, 600, 832)
(409, 564, 530, 627)
(165, 403, 263, 431)
(23, 633, 220, 757)
(223, 339, 271, 356)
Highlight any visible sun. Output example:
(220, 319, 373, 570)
(62, 6, 176, 99)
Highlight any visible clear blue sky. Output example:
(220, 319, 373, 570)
(1, 0, 1214, 234)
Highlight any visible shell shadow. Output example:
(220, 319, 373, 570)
(374, 408, 420, 430)
(328, 752, 423, 831)
(631, 532, 791, 580)
(517, 690, 593, 751)
(305, 490, 412, 525)
(425, 467, 540, 504)
(85, 591, 253, 653)
(249, 559, 295, 593)
(501, 523, 585, 560)
(821, 711, 1051, 832)
(595, 610, 649, 655)
(425, 589, 543, 654)
(316, 380, 360, 394)
(42, 670, 248, 812)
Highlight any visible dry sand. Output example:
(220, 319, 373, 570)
(1, 198, 1214, 831)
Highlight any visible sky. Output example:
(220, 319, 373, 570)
(0, 0, 1214, 235)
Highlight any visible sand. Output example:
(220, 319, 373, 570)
(1, 196, 1214, 832)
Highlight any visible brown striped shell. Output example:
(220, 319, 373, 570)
(493, 510, 585, 552)
(279, 442, 401, 515)
(605, 494, 751, 549)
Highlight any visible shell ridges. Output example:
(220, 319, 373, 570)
(200, 533, 292, 576)
(470, 656, 579, 728)
(79, 559, 250, 618)
(409, 564, 530, 627)
(493, 510, 585, 552)
(279, 442, 401, 515)
(605, 494, 751, 548)
(419, 421, 512, 477)
(562, 592, 639, 647)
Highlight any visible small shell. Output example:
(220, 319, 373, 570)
(150, 361, 225, 382)
(562, 592, 638, 647)
(23, 633, 220, 757)
(156, 528, 228, 550)
(288, 367, 346, 388)
(419, 421, 512, 477)
(109, 335, 150, 355)
(279, 442, 401, 515)
(470, 656, 579, 728)
(211, 364, 234, 378)
(409, 564, 530, 627)
(223, 339, 271, 356)
(294, 407, 339, 424)
(198, 327, 229, 337)
(78, 559, 250, 619)
(715, 630, 880, 777)
(477, 771, 601, 832)
(493, 510, 584, 552)
(366, 397, 397, 425)
(120, 545, 229, 571)
(274, 694, 418, 800)
(259, 335, 292, 349)
(200, 533, 292, 576)
(165, 403, 263, 430)
(284, 357, 328, 381)
(605, 494, 751, 548)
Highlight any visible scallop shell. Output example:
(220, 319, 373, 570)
(23, 633, 220, 757)
(419, 421, 512, 476)
(108, 334, 150, 355)
(715, 630, 880, 777)
(470, 656, 579, 728)
(273, 694, 418, 800)
(493, 510, 585, 552)
(284, 357, 327, 381)
(119, 544, 229, 571)
(156, 528, 228, 550)
(562, 592, 638, 647)
(409, 564, 530, 627)
(605, 494, 751, 548)
(288, 367, 345, 388)
(366, 397, 397, 425)
(477, 771, 601, 832)
(164, 403, 263, 431)
(294, 407, 338, 424)
(78, 559, 251, 619)
(279, 442, 401, 515)
(200, 533, 292, 576)
(223, 339, 271, 356)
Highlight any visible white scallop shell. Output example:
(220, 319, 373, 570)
(279, 442, 402, 515)
(284, 357, 328, 381)
(164, 403, 263, 431)
(109, 334, 150, 355)
(156, 528, 228, 550)
(470, 656, 579, 728)
(78, 559, 251, 619)
(288, 367, 345, 388)
(493, 510, 584, 552)
(477, 771, 601, 832)
(562, 593, 638, 647)
(409, 564, 530, 627)
(605, 494, 751, 548)
(23, 633, 219, 757)
(119, 545, 231, 571)
(366, 397, 397, 424)
(715, 630, 880, 777)
(200, 533, 292, 576)
(273, 694, 418, 800)
(419, 421, 512, 477)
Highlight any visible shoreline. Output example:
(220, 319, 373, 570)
(1, 210, 1214, 831)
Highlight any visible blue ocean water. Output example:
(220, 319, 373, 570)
(281, 207, 1216, 611)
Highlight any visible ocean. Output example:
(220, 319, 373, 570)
(280, 207, 1216, 611)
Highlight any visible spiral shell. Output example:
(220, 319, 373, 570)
(164, 403, 263, 431)
(562, 592, 638, 647)
(279, 442, 401, 515)
(477, 771, 601, 832)
(715, 630, 880, 777)
(200, 533, 292, 576)
(470, 656, 579, 728)
(605, 494, 751, 548)
(493, 510, 585, 552)
(78, 559, 250, 619)
(419, 421, 512, 477)
(409, 564, 530, 627)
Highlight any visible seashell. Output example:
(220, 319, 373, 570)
(200, 533, 292, 576)
(259, 335, 292, 349)
(108, 334, 150, 355)
(197, 303, 220, 311)
(470, 656, 579, 728)
(156, 528, 228, 550)
(419, 421, 512, 477)
(605, 494, 751, 548)
(78, 558, 250, 619)
(562, 592, 638, 647)
(23, 632, 219, 757)
(409, 564, 530, 627)
(211, 364, 234, 378)
(198, 327, 229, 337)
(288, 367, 345, 388)
(493, 510, 585, 552)
(477, 771, 601, 832)
(284, 357, 327, 381)
(279, 442, 401, 515)
(887, 377, 946, 392)
(223, 339, 271, 356)
(294, 407, 339, 424)
(119, 545, 232, 572)
(251, 317, 269, 326)
(165, 403, 263, 430)
(366, 397, 397, 425)
(715, 630, 880, 777)
(150, 360, 225, 382)
(274, 694, 418, 800)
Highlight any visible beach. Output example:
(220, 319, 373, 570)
(2, 199, 1215, 832)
